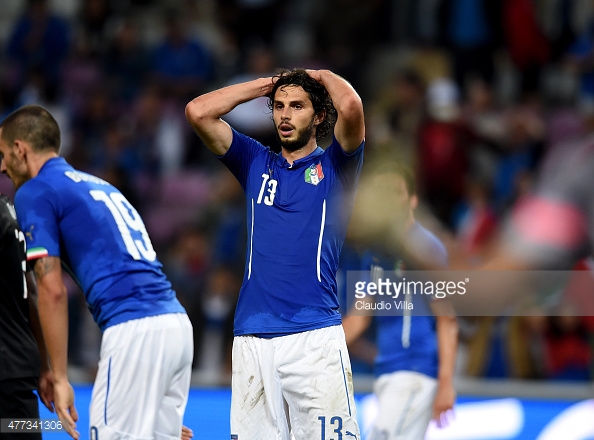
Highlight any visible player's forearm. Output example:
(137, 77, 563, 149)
(34, 258, 70, 382)
(38, 285, 69, 381)
(436, 315, 458, 384)
(26, 272, 51, 373)
(342, 314, 371, 345)
(186, 77, 274, 125)
(311, 70, 365, 152)
(315, 70, 362, 117)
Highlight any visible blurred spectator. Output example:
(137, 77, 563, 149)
(61, 36, 103, 118)
(437, 0, 503, 93)
(151, 9, 214, 102)
(208, 171, 247, 272)
(313, 0, 391, 91)
(102, 18, 151, 105)
(501, 0, 551, 98)
(69, 85, 117, 172)
(544, 310, 592, 381)
(492, 103, 546, 212)
(5, 0, 70, 96)
(366, 68, 426, 167)
(416, 77, 474, 228)
(126, 84, 187, 177)
(565, 17, 594, 115)
(541, 0, 585, 63)
(464, 315, 547, 379)
(76, 0, 113, 56)
(163, 224, 211, 370)
(453, 177, 498, 266)
(199, 266, 240, 383)
(217, 0, 282, 51)
(461, 78, 507, 182)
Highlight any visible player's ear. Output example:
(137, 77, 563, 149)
(13, 140, 26, 159)
(410, 194, 419, 210)
(314, 110, 326, 126)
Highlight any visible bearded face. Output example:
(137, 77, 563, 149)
(273, 85, 320, 153)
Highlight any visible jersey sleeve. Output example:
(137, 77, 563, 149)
(14, 179, 62, 261)
(219, 128, 268, 189)
(325, 137, 364, 191)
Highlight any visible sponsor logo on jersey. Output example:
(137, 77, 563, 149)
(25, 225, 35, 241)
(305, 162, 324, 185)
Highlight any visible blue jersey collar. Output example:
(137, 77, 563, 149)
(276, 146, 324, 169)
(38, 156, 67, 174)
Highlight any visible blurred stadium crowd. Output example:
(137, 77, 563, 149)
(1, 0, 593, 385)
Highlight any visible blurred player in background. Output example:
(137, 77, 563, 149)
(0, 193, 54, 439)
(343, 163, 457, 440)
(186, 68, 365, 439)
(0, 105, 193, 440)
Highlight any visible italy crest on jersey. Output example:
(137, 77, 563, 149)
(305, 162, 324, 185)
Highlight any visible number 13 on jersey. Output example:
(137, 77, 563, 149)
(257, 173, 277, 206)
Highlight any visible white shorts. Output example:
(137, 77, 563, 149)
(90, 313, 193, 440)
(368, 371, 437, 440)
(231, 325, 360, 440)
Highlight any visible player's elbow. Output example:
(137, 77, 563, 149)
(185, 99, 205, 128)
(336, 94, 364, 122)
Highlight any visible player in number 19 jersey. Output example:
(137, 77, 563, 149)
(15, 157, 184, 330)
(0, 105, 193, 440)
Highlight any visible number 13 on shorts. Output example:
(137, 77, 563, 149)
(319, 416, 358, 439)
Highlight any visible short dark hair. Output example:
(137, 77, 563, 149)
(267, 68, 337, 141)
(0, 105, 61, 154)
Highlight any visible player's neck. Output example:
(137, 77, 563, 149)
(281, 140, 317, 165)
(28, 152, 59, 179)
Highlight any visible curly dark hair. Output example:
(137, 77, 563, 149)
(267, 68, 337, 141)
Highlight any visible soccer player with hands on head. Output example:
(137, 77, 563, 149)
(186, 67, 365, 439)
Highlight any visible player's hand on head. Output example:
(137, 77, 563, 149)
(305, 69, 322, 82)
(181, 425, 193, 440)
(38, 369, 55, 412)
(54, 380, 80, 439)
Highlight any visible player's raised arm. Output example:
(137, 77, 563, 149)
(306, 69, 365, 153)
(185, 77, 276, 156)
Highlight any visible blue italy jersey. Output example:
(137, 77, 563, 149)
(221, 129, 364, 337)
(14, 158, 184, 330)
(368, 222, 447, 378)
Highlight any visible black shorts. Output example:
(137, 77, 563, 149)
(0, 377, 41, 440)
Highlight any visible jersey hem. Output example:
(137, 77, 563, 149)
(233, 317, 342, 338)
(100, 309, 186, 331)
